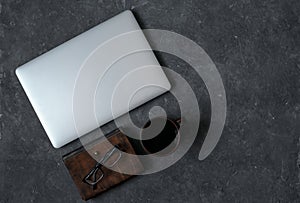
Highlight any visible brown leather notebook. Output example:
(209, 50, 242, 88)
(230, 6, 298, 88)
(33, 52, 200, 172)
(63, 130, 143, 201)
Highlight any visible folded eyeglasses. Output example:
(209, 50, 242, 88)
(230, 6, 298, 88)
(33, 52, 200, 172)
(83, 145, 122, 189)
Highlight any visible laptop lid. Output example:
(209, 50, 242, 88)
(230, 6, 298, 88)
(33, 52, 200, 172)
(15, 10, 171, 148)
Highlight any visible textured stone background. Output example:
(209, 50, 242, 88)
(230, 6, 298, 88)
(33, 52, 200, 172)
(1, 0, 300, 202)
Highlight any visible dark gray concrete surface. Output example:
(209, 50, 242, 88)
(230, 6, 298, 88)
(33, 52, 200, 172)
(1, 0, 300, 202)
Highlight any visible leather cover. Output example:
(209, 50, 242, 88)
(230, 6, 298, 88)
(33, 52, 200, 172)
(63, 130, 143, 201)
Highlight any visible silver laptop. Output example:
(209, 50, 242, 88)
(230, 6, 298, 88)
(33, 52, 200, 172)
(16, 10, 171, 148)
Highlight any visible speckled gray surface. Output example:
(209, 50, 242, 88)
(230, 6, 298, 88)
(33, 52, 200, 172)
(1, 0, 300, 202)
